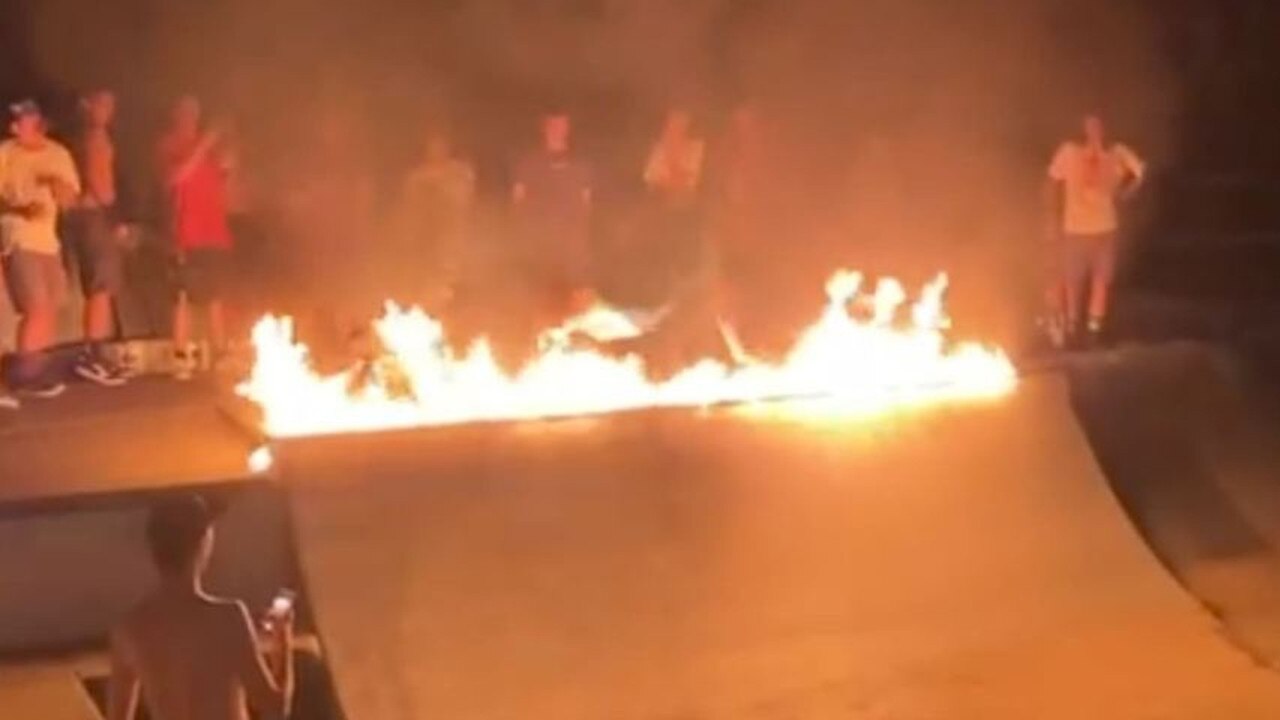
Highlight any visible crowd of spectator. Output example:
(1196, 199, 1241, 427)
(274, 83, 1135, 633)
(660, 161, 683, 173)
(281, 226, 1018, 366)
(0, 84, 1145, 409)
(0, 88, 782, 409)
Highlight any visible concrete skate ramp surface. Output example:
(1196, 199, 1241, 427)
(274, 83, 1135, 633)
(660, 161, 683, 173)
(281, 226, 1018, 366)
(1070, 343, 1280, 667)
(279, 377, 1280, 719)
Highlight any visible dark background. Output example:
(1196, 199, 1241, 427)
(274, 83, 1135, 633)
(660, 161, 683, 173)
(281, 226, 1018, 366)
(1, 0, 1277, 343)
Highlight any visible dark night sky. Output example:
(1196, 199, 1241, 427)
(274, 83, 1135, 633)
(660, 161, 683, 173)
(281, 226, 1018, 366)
(0, 0, 1274, 168)
(0, 0, 1275, 336)
(2, 0, 1279, 243)
(0, 0, 1275, 166)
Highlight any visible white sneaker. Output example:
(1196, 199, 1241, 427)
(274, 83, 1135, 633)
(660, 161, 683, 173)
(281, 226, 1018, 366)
(18, 381, 66, 399)
(73, 352, 128, 387)
(1039, 315, 1067, 351)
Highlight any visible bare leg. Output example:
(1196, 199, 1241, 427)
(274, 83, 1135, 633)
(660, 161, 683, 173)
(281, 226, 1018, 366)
(14, 304, 57, 385)
(1043, 276, 1064, 320)
(1087, 234, 1117, 332)
(1061, 274, 1081, 334)
(1087, 278, 1110, 328)
(17, 304, 56, 354)
(173, 292, 191, 350)
(84, 290, 115, 342)
(207, 299, 227, 352)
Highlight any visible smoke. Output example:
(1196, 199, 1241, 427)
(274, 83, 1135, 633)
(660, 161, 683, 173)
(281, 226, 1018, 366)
(22, 0, 1182, 343)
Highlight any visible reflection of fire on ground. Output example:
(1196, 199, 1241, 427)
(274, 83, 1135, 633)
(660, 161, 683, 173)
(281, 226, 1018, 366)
(237, 269, 1016, 438)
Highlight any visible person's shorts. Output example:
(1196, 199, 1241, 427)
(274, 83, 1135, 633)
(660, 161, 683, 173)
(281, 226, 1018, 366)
(1062, 232, 1116, 288)
(175, 248, 234, 304)
(64, 208, 125, 296)
(3, 248, 67, 315)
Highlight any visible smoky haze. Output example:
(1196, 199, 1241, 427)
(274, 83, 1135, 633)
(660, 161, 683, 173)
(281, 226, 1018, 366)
(24, 0, 1178, 345)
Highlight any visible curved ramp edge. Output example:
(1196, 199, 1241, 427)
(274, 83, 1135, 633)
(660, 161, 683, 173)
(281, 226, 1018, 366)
(280, 377, 1280, 719)
(1070, 343, 1280, 668)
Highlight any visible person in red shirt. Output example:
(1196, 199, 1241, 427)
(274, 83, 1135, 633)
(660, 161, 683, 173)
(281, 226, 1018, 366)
(156, 96, 234, 379)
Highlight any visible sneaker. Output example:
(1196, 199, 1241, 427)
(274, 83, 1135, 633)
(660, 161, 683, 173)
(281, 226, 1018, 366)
(18, 381, 66, 399)
(0, 393, 19, 410)
(1084, 317, 1108, 350)
(1036, 315, 1067, 351)
(73, 352, 128, 387)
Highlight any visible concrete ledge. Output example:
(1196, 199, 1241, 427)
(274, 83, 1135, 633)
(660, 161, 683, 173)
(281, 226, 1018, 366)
(0, 481, 296, 655)
(0, 668, 100, 720)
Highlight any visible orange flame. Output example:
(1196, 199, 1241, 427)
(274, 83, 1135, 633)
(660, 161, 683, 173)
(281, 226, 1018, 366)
(237, 271, 1016, 438)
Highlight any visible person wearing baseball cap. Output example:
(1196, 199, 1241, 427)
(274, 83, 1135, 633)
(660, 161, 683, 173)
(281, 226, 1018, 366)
(0, 99, 81, 399)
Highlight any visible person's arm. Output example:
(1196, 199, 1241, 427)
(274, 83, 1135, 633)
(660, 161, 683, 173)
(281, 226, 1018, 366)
(643, 143, 665, 189)
(688, 140, 706, 190)
(512, 155, 530, 205)
(0, 198, 41, 219)
(460, 163, 477, 207)
(105, 629, 141, 720)
(1043, 144, 1068, 239)
(167, 131, 220, 188)
(40, 146, 81, 208)
(229, 602, 294, 720)
(580, 162, 594, 208)
(0, 152, 37, 220)
(1115, 144, 1147, 198)
(80, 133, 107, 206)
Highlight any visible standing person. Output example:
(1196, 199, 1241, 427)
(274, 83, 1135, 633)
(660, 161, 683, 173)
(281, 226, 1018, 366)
(707, 103, 768, 326)
(512, 111, 595, 324)
(394, 126, 476, 309)
(644, 108, 705, 204)
(276, 102, 376, 364)
(106, 495, 295, 720)
(67, 89, 129, 386)
(0, 100, 80, 399)
(221, 120, 266, 322)
(643, 108, 707, 301)
(156, 95, 234, 379)
(1045, 113, 1146, 348)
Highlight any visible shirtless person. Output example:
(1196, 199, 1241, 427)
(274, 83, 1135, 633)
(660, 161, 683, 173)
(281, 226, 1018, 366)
(643, 107, 707, 300)
(107, 495, 295, 720)
(68, 89, 130, 386)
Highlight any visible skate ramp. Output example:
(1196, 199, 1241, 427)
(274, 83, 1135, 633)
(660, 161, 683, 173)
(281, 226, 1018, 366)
(1071, 342, 1280, 667)
(279, 377, 1280, 719)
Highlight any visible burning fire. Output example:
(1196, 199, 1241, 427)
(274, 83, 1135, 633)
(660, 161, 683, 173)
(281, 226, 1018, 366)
(247, 445, 275, 474)
(238, 271, 1016, 438)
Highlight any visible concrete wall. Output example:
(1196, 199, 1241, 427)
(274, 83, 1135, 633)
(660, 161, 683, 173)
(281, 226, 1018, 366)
(0, 482, 295, 654)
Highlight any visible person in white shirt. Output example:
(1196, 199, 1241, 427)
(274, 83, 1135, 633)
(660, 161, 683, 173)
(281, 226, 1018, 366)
(1044, 113, 1146, 347)
(0, 100, 80, 398)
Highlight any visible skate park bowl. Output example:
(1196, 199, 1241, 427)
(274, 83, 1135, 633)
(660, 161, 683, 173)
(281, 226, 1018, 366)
(270, 374, 1280, 719)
